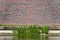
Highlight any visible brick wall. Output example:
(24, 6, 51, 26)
(0, 0, 60, 25)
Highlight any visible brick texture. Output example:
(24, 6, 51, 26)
(0, 0, 60, 25)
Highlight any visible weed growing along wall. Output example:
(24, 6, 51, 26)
(13, 25, 49, 40)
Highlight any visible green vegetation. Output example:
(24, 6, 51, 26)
(13, 25, 49, 40)
(42, 26, 49, 34)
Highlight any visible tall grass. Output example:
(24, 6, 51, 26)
(13, 25, 49, 40)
